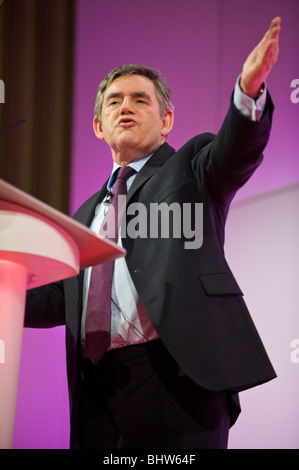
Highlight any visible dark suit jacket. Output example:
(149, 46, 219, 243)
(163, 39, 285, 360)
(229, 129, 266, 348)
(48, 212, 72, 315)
(25, 96, 276, 448)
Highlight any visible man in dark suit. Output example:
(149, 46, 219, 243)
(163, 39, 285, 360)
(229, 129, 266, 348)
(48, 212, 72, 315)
(25, 17, 281, 449)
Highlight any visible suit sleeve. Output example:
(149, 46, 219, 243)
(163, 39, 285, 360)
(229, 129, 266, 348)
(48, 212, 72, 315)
(192, 92, 274, 207)
(24, 281, 65, 328)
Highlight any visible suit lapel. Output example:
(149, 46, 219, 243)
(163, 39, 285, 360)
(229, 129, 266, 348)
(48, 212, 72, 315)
(127, 142, 175, 204)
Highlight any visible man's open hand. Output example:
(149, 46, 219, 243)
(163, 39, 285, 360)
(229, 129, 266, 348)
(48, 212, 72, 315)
(240, 17, 281, 99)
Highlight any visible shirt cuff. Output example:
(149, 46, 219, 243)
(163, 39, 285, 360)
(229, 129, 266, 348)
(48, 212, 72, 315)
(233, 75, 267, 122)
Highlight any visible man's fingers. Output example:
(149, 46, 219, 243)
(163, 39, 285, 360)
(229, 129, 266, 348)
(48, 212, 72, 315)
(257, 17, 281, 68)
(270, 16, 281, 28)
(260, 17, 281, 50)
(268, 17, 281, 40)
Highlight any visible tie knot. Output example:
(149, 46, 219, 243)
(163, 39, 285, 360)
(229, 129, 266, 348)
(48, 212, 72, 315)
(116, 165, 136, 182)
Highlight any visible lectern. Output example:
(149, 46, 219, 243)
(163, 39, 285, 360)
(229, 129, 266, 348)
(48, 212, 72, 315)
(0, 179, 126, 448)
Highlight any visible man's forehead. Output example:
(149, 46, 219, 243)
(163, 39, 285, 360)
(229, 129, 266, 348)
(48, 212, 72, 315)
(104, 74, 156, 96)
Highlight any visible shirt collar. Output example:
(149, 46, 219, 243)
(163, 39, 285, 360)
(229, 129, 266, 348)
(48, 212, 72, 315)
(107, 152, 154, 191)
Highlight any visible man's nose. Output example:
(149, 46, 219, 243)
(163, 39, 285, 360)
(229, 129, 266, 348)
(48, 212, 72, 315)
(120, 97, 134, 114)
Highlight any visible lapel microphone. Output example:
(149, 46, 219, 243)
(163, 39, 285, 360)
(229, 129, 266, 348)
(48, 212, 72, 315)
(103, 190, 113, 206)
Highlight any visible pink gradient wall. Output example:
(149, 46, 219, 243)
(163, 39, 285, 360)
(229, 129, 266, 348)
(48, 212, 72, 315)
(14, 0, 299, 448)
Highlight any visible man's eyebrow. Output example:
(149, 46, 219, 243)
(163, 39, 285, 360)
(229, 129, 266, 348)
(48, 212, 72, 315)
(132, 91, 151, 101)
(105, 91, 123, 102)
(104, 91, 152, 102)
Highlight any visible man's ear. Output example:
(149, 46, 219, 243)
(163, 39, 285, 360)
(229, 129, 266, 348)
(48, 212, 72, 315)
(93, 116, 105, 140)
(161, 109, 174, 139)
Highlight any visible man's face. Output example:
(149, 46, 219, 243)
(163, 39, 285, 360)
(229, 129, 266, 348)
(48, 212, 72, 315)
(93, 74, 174, 164)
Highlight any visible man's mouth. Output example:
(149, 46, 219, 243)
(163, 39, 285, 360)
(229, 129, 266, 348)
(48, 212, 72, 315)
(117, 117, 137, 127)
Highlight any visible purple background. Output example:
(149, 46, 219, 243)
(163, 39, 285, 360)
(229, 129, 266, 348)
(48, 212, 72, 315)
(13, 0, 299, 448)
